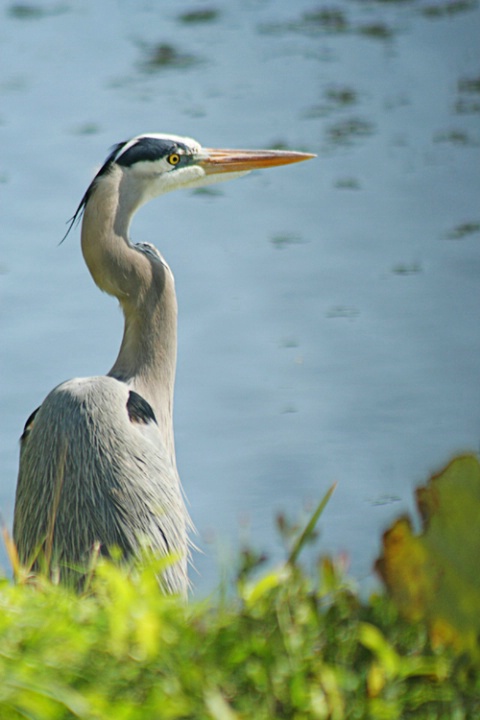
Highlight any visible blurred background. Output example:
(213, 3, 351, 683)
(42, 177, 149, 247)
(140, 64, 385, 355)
(1, 0, 479, 594)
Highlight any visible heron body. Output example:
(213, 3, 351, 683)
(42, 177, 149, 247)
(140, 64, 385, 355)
(13, 133, 314, 594)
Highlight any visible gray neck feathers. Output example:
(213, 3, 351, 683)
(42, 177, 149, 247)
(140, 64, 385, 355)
(81, 166, 178, 460)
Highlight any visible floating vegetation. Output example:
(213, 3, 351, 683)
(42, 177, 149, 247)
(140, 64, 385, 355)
(8, 3, 66, 19)
(280, 403, 298, 415)
(369, 494, 402, 507)
(279, 337, 300, 349)
(326, 305, 359, 319)
(458, 74, 480, 94)
(302, 7, 350, 33)
(446, 222, 480, 240)
(455, 73, 480, 114)
(304, 92, 357, 123)
(335, 177, 361, 190)
(259, 6, 398, 40)
(304, 86, 359, 121)
(178, 7, 220, 24)
(9, 3, 46, 18)
(326, 117, 375, 146)
(72, 123, 101, 136)
(421, 0, 478, 18)
(141, 43, 202, 72)
(391, 262, 422, 275)
(258, 6, 350, 36)
(191, 186, 223, 197)
(433, 129, 478, 146)
(325, 86, 358, 107)
(455, 98, 480, 114)
(357, 22, 396, 39)
(270, 233, 306, 250)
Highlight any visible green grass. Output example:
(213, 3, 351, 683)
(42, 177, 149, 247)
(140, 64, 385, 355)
(1, 489, 479, 719)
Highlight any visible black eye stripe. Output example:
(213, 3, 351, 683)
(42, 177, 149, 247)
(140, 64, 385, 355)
(115, 138, 193, 168)
(117, 138, 176, 167)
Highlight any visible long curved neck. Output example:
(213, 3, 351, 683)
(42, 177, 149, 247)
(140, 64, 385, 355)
(80, 167, 178, 458)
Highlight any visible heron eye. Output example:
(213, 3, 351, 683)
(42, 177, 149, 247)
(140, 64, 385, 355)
(167, 153, 181, 166)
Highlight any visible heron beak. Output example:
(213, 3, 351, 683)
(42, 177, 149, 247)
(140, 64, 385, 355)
(198, 147, 316, 175)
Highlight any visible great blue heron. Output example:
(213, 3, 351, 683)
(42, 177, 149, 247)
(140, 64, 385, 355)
(13, 133, 314, 594)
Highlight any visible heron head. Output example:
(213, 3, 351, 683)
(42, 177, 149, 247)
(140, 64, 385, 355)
(114, 132, 315, 202)
(64, 133, 315, 239)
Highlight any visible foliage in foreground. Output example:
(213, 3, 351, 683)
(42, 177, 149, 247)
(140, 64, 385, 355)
(2, 456, 480, 720)
(0, 552, 478, 719)
(376, 454, 480, 655)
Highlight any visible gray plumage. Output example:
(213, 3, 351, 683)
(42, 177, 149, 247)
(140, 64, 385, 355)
(14, 377, 187, 593)
(13, 133, 314, 594)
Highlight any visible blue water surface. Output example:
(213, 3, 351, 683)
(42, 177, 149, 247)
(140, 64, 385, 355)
(1, 0, 479, 593)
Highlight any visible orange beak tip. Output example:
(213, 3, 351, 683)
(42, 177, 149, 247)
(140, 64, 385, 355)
(199, 148, 316, 174)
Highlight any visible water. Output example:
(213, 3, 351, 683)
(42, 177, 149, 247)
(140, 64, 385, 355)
(1, 0, 479, 593)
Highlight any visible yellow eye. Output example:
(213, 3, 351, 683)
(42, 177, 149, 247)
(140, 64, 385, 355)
(167, 153, 181, 166)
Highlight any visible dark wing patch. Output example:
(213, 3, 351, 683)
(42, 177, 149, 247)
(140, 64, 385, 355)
(20, 406, 40, 443)
(126, 391, 157, 426)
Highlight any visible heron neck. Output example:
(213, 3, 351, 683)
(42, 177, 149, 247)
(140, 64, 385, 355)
(81, 173, 178, 460)
(110, 268, 178, 459)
